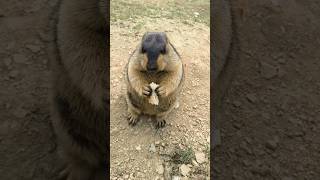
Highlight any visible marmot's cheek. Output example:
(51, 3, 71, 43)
(140, 55, 148, 70)
(157, 55, 167, 71)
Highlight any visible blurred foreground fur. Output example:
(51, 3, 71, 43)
(212, 0, 248, 150)
(49, 0, 109, 179)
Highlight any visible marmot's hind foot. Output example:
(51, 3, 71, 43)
(127, 112, 140, 126)
(156, 119, 166, 128)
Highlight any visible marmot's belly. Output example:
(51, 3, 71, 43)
(127, 91, 176, 115)
(142, 97, 176, 115)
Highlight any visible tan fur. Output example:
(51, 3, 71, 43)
(125, 33, 184, 127)
(50, 0, 108, 179)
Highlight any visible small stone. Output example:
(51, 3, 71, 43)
(111, 127, 119, 134)
(3, 58, 12, 68)
(156, 164, 164, 175)
(8, 70, 19, 78)
(260, 62, 277, 79)
(26, 44, 41, 53)
(278, 57, 287, 64)
(180, 164, 191, 176)
(266, 138, 279, 151)
(172, 176, 181, 180)
(149, 143, 156, 153)
(192, 159, 199, 167)
(233, 101, 242, 107)
(135, 145, 141, 151)
(13, 54, 28, 64)
(12, 107, 28, 118)
(195, 152, 206, 164)
(136, 172, 144, 177)
(246, 93, 257, 103)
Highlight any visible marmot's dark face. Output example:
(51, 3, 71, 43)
(140, 32, 168, 73)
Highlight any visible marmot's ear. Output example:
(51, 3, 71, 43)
(160, 32, 169, 44)
(141, 32, 150, 42)
(140, 45, 146, 54)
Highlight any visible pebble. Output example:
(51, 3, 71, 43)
(12, 107, 28, 118)
(135, 145, 141, 151)
(180, 164, 191, 176)
(278, 57, 287, 64)
(136, 172, 144, 177)
(260, 62, 277, 79)
(13, 54, 28, 64)
(149, 143, 156, 153)
(3, 58, 12, 68)
(156, 164, 164, 175)
(246, 93, 257, 103)
(232, 101, 242, 107)
(266, 137, 279, 151)
(192, 159, 199, 167)
(172, 176, 181, 180)
(9, 70, 19, 79)
(25, 44, 41, 53)
(195, 152, 206, 164)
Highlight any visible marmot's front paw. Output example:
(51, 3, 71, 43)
(142, 84, 152, 97)
(155, 85, 167, 97)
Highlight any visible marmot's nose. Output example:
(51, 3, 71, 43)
(147, 66, 157, 73)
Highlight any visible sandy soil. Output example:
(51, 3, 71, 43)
(213, 0, 320, 179)
(0, 0, 60, 179)
(110, 18, 210, 179)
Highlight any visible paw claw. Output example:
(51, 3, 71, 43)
(155, 86, 166, 97)
(127, 113, 139, 126)
(156, 119, 166, 128)
(142, 85, 152, 97)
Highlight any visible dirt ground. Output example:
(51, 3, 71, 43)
(0, 0, 60, 179)
(213, 0, 320, 179)
(110, 0, 210, 179)
(1, 0, 320, 180)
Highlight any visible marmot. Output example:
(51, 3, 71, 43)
(212, 0, 240, 148)
(125, 32, 184, 128)
(49, 0, 108, 179)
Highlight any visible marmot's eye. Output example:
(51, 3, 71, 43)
(160, 48, 166, 54)
(141, 47, 146, 53)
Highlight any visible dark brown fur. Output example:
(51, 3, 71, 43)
(212, 0, 241, 149)
(50, 0, 108, 179)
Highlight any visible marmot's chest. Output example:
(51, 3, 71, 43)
(142, 72, 167, 84)
(142, 96, 176, 114)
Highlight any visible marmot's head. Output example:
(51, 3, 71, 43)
(139, 32, 170, 73)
